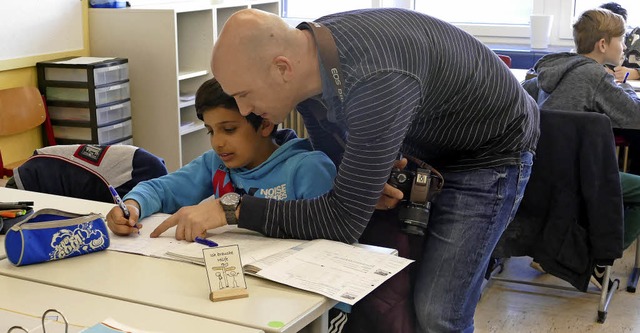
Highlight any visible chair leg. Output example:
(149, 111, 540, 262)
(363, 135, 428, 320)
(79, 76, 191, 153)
(597, 265, 619, 323)
(628, 236, 640, 293)
(623, 146, 630, 173)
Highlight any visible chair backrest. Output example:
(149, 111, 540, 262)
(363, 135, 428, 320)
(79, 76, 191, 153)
(493, 109, 624, 291)
(8, 144, 168, 202)
(0, 86, 46, 136)
(497, 54, 512, 68)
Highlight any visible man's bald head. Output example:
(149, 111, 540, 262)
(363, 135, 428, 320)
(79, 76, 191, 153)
(210, 9, 322, 123)
(212, 9, 294, 76)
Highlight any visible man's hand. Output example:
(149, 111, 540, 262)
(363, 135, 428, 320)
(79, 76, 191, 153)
(375, 158, 408, 210)
(106, 199, 141, 236)
(150, 199, 226, 241)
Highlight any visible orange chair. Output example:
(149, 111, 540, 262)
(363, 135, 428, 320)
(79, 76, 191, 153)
(497, 54, 512, 68)
(0, 86, 55, 178)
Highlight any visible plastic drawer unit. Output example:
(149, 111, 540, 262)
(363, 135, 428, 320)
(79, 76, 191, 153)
(37, 57, 133, 145)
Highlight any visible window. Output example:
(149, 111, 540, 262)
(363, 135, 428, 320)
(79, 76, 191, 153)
(282, 0, 537, 38)
(414, 0, 533, 25)
(282, 0, 373, 19)
(573, 1, 640, 26)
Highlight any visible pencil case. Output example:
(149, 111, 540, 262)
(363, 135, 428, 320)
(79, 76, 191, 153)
(4, 209, 110, 266)
(0, 208, 34, 235)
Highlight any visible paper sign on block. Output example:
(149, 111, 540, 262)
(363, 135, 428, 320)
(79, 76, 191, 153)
(203, 245, 249, 301)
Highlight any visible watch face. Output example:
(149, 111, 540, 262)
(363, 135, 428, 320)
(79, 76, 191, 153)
(221, 192, 240, 206)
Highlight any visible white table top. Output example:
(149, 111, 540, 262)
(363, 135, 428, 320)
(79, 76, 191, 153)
(0, 188, 335, 333)
(0, 250, 331, 333)
(0, 275, 263, 333)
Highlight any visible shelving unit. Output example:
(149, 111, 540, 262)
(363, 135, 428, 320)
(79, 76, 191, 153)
(89, 0, 280, 171)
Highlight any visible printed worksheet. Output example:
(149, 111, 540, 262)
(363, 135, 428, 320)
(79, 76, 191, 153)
(107, 214, 187, 260)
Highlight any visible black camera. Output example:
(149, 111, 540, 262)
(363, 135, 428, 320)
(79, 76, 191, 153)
(388, 167, 442, 236)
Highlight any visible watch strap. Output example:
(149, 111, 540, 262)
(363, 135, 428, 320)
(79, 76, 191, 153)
(224, 206, 238, 225)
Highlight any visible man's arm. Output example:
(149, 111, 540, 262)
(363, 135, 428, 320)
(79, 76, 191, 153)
(240, 72, 421, 243)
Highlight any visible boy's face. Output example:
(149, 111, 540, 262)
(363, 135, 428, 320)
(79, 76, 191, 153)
(203, 106, 272, 169)
(604, 36, 626, 66)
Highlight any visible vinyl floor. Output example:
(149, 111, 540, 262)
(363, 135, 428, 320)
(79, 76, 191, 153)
(476, 243, 640, 332)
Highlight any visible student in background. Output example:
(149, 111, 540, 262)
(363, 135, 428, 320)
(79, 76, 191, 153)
(599, 2, 640, 81)
(106, 78, 336, 236)
(522, 8, 640, 289)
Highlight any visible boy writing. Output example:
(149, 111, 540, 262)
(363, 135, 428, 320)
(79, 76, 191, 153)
(106, 78, 336, 237)
(522, 8, 640, 290)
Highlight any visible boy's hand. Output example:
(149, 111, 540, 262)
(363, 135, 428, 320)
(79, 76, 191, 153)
(106, 199, 141, 236)
(376, 158, 408, 210)
(150, 199, 226, 241)
(614, 66, 640, 82)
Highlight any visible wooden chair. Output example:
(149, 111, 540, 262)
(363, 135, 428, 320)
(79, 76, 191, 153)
(0, 87, 54, 178)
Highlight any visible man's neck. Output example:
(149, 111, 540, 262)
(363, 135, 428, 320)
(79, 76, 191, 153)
(297, 29, 323, 100)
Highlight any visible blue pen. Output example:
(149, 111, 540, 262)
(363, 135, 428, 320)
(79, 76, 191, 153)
(109, 185, 139, 234)
(195, 237, 218, 247)
(623, 71, 630, 84)
(108, 185, 130, 219)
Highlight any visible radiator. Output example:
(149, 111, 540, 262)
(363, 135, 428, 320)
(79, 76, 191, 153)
(281, 110, 307, 138)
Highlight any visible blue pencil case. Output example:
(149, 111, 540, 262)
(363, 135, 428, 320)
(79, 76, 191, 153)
(4, 209, 110, 266)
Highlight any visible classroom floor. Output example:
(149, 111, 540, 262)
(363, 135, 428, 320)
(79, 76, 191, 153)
(475, 243, 640, 332)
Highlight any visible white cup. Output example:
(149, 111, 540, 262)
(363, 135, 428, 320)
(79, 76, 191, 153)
(530, 15, 553, 49)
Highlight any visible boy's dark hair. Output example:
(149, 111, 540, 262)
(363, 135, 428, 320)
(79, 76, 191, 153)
(599, 2, 627, 22)
(195, 77, 275, 136)
(573, 8, 626, 54)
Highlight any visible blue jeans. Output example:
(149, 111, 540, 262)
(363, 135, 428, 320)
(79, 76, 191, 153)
(414, 152, 533, 333)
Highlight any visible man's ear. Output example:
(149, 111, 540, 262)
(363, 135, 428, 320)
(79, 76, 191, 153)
(260, 119, 276, 137)
(273, 56, 293, 82)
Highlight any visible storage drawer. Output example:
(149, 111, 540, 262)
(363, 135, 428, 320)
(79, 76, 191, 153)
(37, 57, 129, 86)
(44, 62, 129, 86)
(46, 81, 130, 105)
(53, 119, 133, 144)
(48, 100, 131, 126)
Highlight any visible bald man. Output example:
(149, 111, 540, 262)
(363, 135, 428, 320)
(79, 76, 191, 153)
(153, 8, 539, 333)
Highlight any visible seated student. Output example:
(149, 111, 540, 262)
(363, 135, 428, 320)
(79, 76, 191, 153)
(106, 78, 336, 236)
(599, 2, 640, 81)
(522, 8, 640, 290)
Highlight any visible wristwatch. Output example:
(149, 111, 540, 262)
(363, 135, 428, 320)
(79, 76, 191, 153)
(220, 192, 241, 225)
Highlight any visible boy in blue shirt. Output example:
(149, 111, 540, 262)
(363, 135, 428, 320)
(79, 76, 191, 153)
(106, 78, 336, 236)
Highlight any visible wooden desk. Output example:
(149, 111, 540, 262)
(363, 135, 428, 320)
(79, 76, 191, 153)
(510, 68, 529, 82)
(0, 188, 335, 333)
(0, 275, 263, 333)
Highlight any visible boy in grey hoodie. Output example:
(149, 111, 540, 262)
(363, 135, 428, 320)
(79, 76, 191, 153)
(523, 8, 640, 290)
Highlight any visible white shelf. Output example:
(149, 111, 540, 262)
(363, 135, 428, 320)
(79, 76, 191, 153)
(90, 1, 279, 171)
(178, 69, 208, 81)
(180, 121, 206, 136)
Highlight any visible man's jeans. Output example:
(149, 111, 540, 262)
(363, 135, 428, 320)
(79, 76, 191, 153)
(414, 152, 533, 333)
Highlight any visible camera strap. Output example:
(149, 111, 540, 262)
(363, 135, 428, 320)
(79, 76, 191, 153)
(297, 22, 345, 104)
(297, 21, 444, 195)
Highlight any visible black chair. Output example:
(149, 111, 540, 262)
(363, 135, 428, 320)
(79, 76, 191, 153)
(489, 109, 624, 323)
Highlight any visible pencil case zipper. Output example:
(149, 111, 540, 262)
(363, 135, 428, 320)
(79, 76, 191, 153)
(9, 209, 101, 231)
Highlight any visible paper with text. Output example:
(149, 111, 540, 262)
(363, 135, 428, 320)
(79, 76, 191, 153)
(107, 214, 188, 260)
(166, 229, 306, 265)
(254, 239, 412, 305)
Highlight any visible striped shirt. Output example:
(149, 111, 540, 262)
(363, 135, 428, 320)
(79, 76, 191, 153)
(240, 8, 539, 243)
